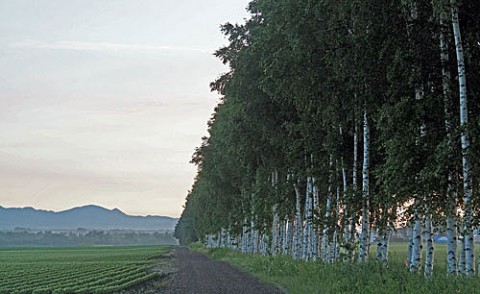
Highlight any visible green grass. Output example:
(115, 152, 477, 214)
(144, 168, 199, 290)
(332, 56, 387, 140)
(0, 246, 169, 294)
(203, 243, 480, 294)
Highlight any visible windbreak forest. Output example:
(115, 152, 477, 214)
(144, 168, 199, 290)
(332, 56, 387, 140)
(175, 0, 480, 277)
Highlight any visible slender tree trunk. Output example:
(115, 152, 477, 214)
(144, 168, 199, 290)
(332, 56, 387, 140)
(341, 161, 349, 261)
(376, 227, 383, 261)
(380, 232, 390, 262)
(242, 219, 249, 253)
(226, 228, 231, 248)
(293, 181, 303, 259)
(446, 212, 458, 273)
(407, 226, 413, 268)
(322, 190, 332, 262)
(323, 158, 334, 262)
(349, 123, 359, 262)
(271, 170, 280, 255)
(376, 208, 390, 263)
(279, 216, 286, 255)
(459, 236, 466, 274)
(303, 176, 313, 260)
(312, 178, 319, 261)
(205, 234, 213, 248)
(410, 44, 426, 270)
(410, 199, 423, 272)
(424, 203, 434, 277)
(286, 215, 294, 256)
(332, 125, 349, 262)
(250, 220, 257, 253)
(358, 107, 370, 263)
(338, 124, 350, 260)
(440, 10, 458, 275)
(329, 184, 340, 262)
(220, 227, 226, 247)
(451, 0, 474, 276)
(333, 187, 340, 261)
(382, 217, 392, 262)
(271, 204, 279, 256)
(260, 224, 268, 256)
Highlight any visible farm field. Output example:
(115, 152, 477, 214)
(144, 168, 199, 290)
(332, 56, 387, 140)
(0, 246, 171, 294)
(200, 242, 480, 294)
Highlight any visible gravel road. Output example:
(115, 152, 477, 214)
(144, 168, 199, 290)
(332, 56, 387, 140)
(161, 248, 284, 294)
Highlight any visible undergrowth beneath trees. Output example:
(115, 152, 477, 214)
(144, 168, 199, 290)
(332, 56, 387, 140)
(200, 246, 480, 294)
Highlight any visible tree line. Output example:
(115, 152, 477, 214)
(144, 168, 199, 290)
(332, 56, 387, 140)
(175, 0, 480, 276)
(0, 230, 177, 247)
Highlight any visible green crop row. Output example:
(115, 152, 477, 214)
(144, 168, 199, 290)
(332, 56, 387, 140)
(0, 264, 123, 288)
(0, 267, 150, 293)
(0, 246, 167, 294)
(0, 273, 159, 294)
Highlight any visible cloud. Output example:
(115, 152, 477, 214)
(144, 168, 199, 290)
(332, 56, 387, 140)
(11, 40, 213, 54)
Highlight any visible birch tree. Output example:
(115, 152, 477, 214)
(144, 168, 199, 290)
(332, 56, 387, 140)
(451, 0, 474, 276)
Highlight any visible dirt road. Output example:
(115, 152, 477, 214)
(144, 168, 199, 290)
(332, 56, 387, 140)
(161, 248, 283, 294)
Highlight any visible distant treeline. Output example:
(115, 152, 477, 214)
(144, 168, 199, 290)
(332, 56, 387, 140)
(0, 230, 178, 247)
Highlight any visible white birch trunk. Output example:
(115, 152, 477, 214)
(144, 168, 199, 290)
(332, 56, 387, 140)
(410, 200, 422, 272)
(208, 234, 216, 249)
(323, 159, 333, 262)
(383, 208, 395, 262)
(411, 84, 425, 272)
(226, 230, 230, 249)
(251, 222, 258, 254)
(260, 226, 268, 256)
(302, 176, 313, 260)
(329, 185, 340, 262)
(293, 182, 303, 259)
(446, 214, 458, 274)
(242, 220, 248, 254)
(379, 227, 391, 263)
(440, 11, 458, 275)
(286, 216, 294, 256)
(270, 171, 280, 255)
(280, 216, 285, 254)
(271, 204, 279, 256)
(376, 210, 390, 263)
(459, 236, 465, 274)
(451, 0, 474, 276)
(358, 107, 370, 263)
(410, 29, 426, 270)
(349, 124, 359, 262)
(312, 179, 319, 261)
(341, 160, 349, 260)
(322, 192, 332, 262)
(280, 216, 287, 255)
(376, 227, 383, 261)
(220, 228, 226, 247)
(407, 226, 413, 268)
(338, 124, 350, 260)
(424, 208, 434, 277)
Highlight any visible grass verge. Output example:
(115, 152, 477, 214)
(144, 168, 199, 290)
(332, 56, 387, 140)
(199, 247, 480, 294)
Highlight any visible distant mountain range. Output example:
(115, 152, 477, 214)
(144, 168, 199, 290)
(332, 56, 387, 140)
(0, 205, 178, 231)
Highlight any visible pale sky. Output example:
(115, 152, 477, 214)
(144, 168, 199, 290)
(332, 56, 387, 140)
(0, 0, 251, 217)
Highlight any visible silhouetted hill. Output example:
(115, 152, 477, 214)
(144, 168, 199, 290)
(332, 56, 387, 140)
(0, 205, 178, 231)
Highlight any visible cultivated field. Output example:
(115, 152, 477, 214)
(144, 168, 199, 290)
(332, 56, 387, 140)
(0, 246, 170, 294)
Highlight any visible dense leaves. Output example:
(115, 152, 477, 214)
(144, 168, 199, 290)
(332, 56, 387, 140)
(175, 0, 480, 276)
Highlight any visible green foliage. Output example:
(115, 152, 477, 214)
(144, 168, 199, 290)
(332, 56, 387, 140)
(176, 0, 480, 278)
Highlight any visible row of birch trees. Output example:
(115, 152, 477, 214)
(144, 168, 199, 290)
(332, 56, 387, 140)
(175, 0, 480, 276)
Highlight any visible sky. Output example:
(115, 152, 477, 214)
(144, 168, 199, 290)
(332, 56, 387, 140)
(0, 0, 251, 217)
